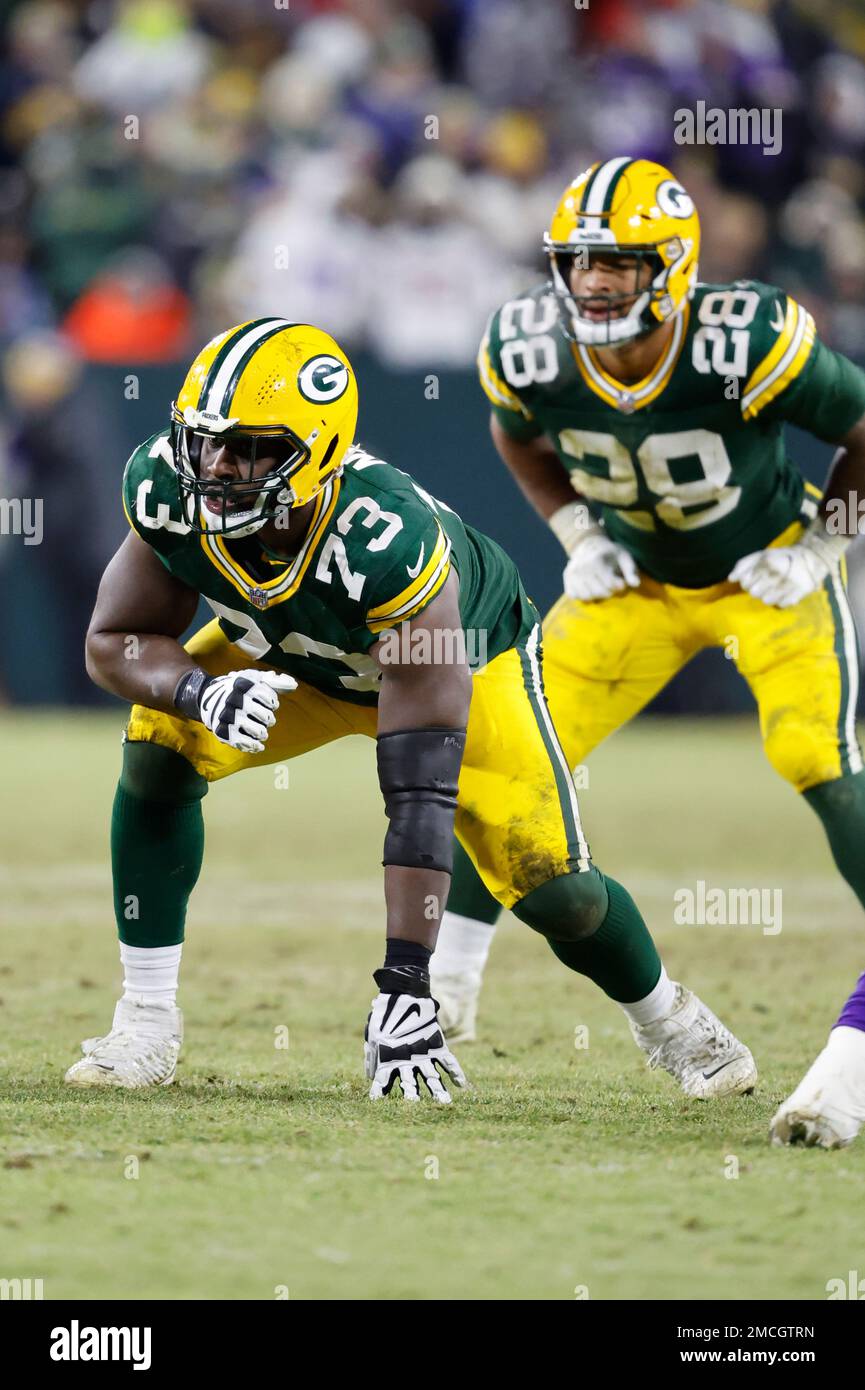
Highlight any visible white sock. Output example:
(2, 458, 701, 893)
(432, 912, 497, 981)
(121, 943, 182, 1010)
(618, 966, 676, 1027)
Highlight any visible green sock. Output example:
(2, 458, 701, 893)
(112, 742, 207, 948)
(446, 837, 503, 924)
(532, 872, 662, 1003)
(803, 769, 865, 912)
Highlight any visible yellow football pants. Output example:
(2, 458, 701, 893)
(126, 619, 591, 908)
(542, 522, 862, 792)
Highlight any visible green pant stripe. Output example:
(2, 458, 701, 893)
(517, 625, 590, 871)
(825, 573, 863, 776)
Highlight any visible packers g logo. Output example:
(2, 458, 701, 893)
(656, 180, 694, 218)
(298, 355, 349, 403)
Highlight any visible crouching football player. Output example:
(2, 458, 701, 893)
(65, 318, 755, 1103)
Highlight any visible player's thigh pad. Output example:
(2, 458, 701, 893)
(541, 583, 696, 765)
(125, 618, 376, 781)
(456, 627, 591, 909)
(711, 575, 862, 791)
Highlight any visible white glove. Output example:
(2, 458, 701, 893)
(730, 513, 854, 609)
(549, 504, 640, 602)
(728, 546, 830, 608)
(364, 991, 467, 1104)
(181, 668, 297, 753)
(563, 530, 641, 601)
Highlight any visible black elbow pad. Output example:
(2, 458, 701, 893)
(376, 727, 467, 872)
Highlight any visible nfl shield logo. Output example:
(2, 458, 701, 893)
(249, 587, 269, 610)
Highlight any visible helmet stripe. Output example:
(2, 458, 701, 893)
(581, 155, 634, 216)
(198, 318, 278, 409)
(574, 161, 602, 213)
(202, 318, 292, 417)
(218, 320, 302, 420)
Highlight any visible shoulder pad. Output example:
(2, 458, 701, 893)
(736, 281, 817, 420)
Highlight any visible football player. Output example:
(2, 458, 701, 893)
(429, 157, 865, 1146)
(65, 319, 755, 1103)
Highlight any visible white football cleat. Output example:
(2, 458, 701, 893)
(64, 998, 183, 1089)
(629, 984, 757, 1098)
(431, 974, 481, 1044)
(770, 1026, 865, 1149)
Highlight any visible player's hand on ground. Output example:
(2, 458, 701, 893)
(728, 546, 828, 609)
(364, 991, 468, 1103)
(187, 669, 297, 752)
(563, 532, 641, 601)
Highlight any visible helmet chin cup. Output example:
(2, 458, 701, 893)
(200, 505, 270, 538)
(566, 291, 655, 346)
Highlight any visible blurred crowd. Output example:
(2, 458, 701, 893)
(1, 0, 864, 706)
(1, 0, 864, 379)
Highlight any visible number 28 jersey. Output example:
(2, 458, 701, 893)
(123, 436, 535, 705)
(479, 280, 865, 587)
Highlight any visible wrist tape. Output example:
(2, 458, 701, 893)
(173, 668, 213, 721)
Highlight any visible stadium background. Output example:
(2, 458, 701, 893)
(3, 0, 865, 1307)
(2, 0, 865, 710)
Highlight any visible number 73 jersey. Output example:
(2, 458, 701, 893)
(122, 436, 534, 704)
(479, 279, 865, 587)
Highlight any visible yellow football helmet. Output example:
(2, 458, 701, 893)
(544, 156, 700, 347)
(170, 318, 358, 536)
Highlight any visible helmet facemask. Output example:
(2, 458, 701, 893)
(546, 240, 685, 348)
(169, 407, 312, 539)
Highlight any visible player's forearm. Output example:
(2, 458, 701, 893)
(85, 630, 197, 713)
(377, 711, 469, 944)
(383, 865, 452, 949)
(491, 418, 575, 523)
(376, 665, 470, 945)
(370, 574, 472, 944)
(820, 422, 865, 535)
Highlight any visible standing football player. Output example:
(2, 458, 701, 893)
(429, 157, 865, 1146)
(66, 318, 754, 1103)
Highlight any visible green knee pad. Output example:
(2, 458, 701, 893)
(512, 867, 609, 942)
(516, 870, 662, 1003)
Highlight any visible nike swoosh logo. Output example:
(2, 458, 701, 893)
(394, 1002, 422, 1032)
(406, 543, 425, 579)
(702, 1060, 737, 1080)
(770, 302, 785, 333)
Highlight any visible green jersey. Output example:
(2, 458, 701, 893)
(479, 279, 865, 587)
(122, 433, 534, 705)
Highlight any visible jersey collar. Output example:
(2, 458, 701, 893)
(200, 476, 340, 609)
(571, 302, 690, 413)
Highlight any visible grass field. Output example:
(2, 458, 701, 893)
(2, 710, 864, 1302)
